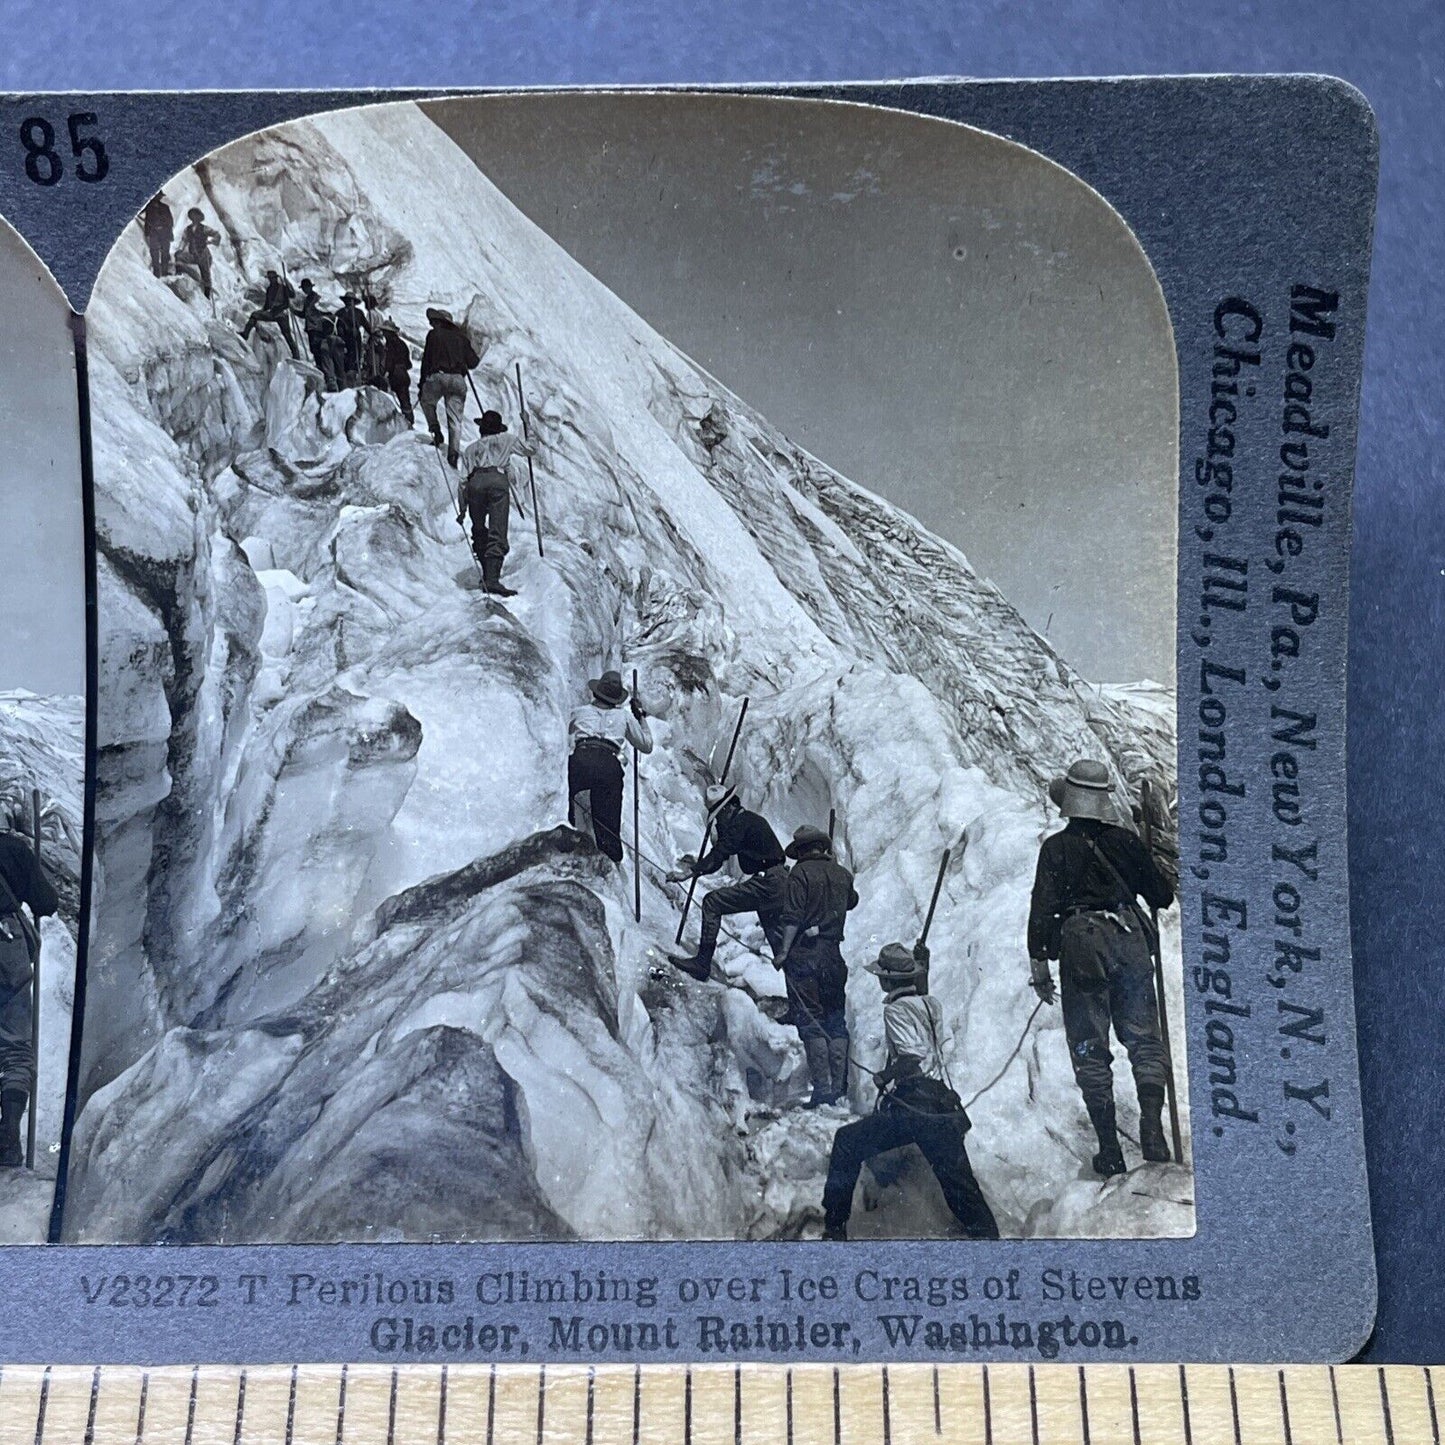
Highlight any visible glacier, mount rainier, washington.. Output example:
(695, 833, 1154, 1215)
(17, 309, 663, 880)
(67, 101, 1189, 1243)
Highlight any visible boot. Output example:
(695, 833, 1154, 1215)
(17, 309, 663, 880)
(1084, 1095, 1127, 1177)
(428, 428, 444, 448)
(481, 556, 517, 597)
(0, 1088, 27, 1168)
(1137, 1086, 1172, 1163)
(821, 1221, 847, 1241)
(827, 1037, 851, 1107)
(669, 942, 715, 981)
(802, 1037, 837, 1109)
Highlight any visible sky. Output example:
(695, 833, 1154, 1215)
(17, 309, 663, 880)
(0, 220, 85, 697)
(426, 92, 1177, 682)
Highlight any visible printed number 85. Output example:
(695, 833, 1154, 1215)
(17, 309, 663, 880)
(20, 113, 109, 185)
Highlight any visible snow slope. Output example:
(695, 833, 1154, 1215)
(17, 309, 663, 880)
(67, 102, 1188, 1243)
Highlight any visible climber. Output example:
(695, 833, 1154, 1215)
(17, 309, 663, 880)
(419, 306, 481, 466)
(173, 207, 221, 299)
(457, 410, 532, 595)
(239, 269, 300, 359)
(138, 191, 173, 277)
(378, 320, 415, 425)
(296, 281, 344, 391)
(1026, 758, 1175, 1177)
(773, 825, 857, 1108)
(821, 940, 1000, 1241)
(567, 671, 653, 864)
(0, 798, 58, 1169)
(666, 787, 788, 981)
(335, 293, 373, 386)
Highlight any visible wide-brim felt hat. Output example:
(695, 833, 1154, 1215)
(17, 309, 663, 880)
(865, 942, 918, 978)
(588, 670, 629, 706)
(425, 306, 453, 323)
(785, 824, 832, 858)
(1057, 759, 1114, 820)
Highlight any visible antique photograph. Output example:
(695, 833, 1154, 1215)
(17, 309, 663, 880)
(0, 215, 86, 1242)
(66, 93, 1187, 1245)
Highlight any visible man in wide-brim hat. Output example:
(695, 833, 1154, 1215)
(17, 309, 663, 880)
(566, 670, 652, 864)
(1027, 759, 1175, 1177)
(819, 938, 999, 1240)
(771, 825, 859, 1108)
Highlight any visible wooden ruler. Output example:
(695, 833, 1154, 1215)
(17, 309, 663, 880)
(0, 1363, 1437, 1444)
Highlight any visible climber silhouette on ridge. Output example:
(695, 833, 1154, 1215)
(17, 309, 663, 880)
(419, 307, 481, 466)
(567, 671, 653, 865)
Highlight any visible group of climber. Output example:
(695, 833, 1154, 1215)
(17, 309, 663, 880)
(138, 193, 538, 602)
(563, 689, 1176, 1240)
(138, 191, 221, 298)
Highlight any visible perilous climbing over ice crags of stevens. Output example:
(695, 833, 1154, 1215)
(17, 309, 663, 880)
(67, 92, 1194, 1248)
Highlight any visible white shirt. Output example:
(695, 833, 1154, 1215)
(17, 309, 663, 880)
(569, 702, 653, 754)
(460, 432, 529, 479)
(882, 993, 948, 1082)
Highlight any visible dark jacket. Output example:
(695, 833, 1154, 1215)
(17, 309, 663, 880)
(1027, 817, 1174, 961)
(0, 833, 57, 920)
(694, 805, 785, 877)
(336, 302, 371, 344)
(419, 318, 479, 381)
(380, 332, 411, 374)
(780, 855, 858, 942)
(260, 276, 295, 313)
(140, 197, 173, 240)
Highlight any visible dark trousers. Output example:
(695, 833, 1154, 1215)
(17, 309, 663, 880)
(699, 865, 787, 954)
(465, 480, 511, 565)
(307, 332, 344, 391)
(242, 306, 299, 358)
(823, 1108, 999, 1238)
(1059, 911, 1167, 1109)
(387, 367, 414, 423)
(783, 938, 848, 1042)
(568, 744, 625, 863)
(146, 233, 171, 276)
(0, 985, 35, 1095)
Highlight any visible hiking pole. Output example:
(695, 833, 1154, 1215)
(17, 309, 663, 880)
(827, 807, 836, 843)
(26, 788, 41, 1170)
(917, 847, 952, 950)
(631, 669, 642, 924)
(514, 363, 545, 558)
(675, 696, 750, 945)
(1140, 779, 1184, 1163)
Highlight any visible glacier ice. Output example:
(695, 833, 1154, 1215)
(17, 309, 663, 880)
(68, 101, 1190, 1244)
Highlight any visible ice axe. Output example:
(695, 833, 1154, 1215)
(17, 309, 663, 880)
(674, 697, 750, 945)
(917, 846, 952, 952)
(513, 363, 545, 558)
(631, 668, 642, 923)
(1140, 779, 1185, 1164)
(26, 787, 41, 1170)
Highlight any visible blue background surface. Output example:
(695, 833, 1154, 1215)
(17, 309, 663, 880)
(0, 0, 1438, 1363)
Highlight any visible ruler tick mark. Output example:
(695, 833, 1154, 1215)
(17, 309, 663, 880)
(833, 1366, 841, 1445)
(1228, 1366, 1242, 1445)
(335, 1363, 348, 1445)
(932, 1364, 941, 1435)
(285, 1363, 298, 1445)
(487, 1363, 497, 1445)
(437, 1363, 448, 1445)
(184, 1365, 198, 1445)
(685, 1365, 692, 1445)
(1427, 1366, 1440, 1445)
(34, 1364, 51, 1445)
(1179, 1364, 1193, 1445)
(233, 1368, 247, 1445)
(631, 1364, 641, 1445)
(387, 1367, 398, 1445)
(537, 1363, 547, 1445)
(1279, 1369, 1294, 1445)
(83, 1364, 100, 1445)
(734, 1364, 742, 1445)
(1028, 1365, 1039, 1445)
(1330, 1364, 1344, 1445)
(1379, 1367, 1396, 1445)
(1079, 1365, 1092, 1445)
(585, 1367, 595, 1445)
(786, 1368, 794, 1445)
(1128, 1366, 1141, 1445)
(136, 1370, 149, 1445)
(882, 1365, 892, 1445)
(983, 1364, 993, 1445)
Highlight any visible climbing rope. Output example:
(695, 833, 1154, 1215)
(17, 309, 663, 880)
(961, 998, 1044, 1111)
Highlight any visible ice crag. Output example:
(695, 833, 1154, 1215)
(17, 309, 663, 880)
(67, 102, 1189, 1243)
